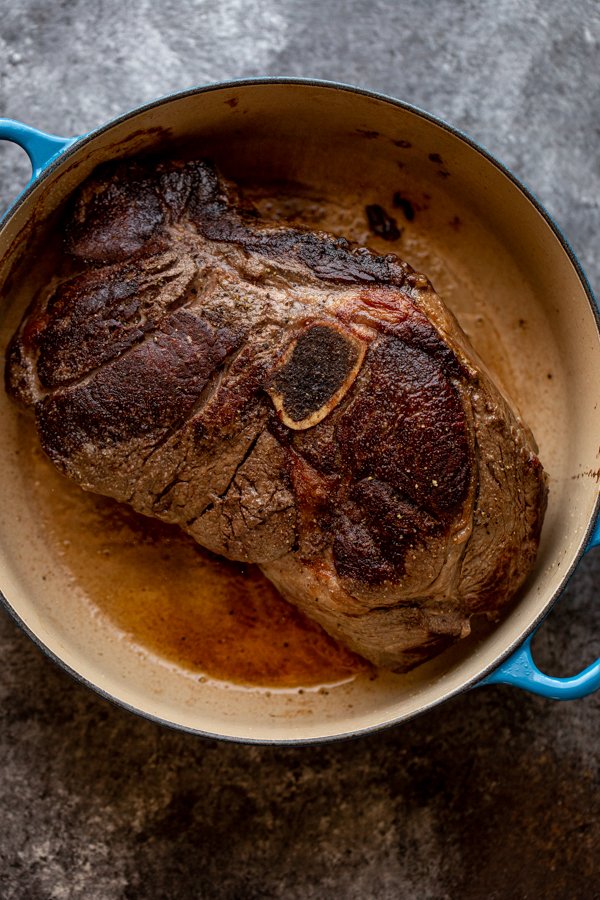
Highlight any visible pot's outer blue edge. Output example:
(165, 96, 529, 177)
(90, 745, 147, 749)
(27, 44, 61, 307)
(0, 78, 599, 740)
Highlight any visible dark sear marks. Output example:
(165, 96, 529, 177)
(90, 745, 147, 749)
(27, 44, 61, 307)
(34, 250, 196, 389)
(37, 310, 243, 453)
(5, 157, 548, 671)
(336, 338, 471, 518)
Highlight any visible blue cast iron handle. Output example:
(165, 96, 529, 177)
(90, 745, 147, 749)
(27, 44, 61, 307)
(483, 517, 600, 699)
(0, 119, 77, 202)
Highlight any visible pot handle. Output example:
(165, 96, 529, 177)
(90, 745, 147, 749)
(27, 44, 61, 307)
(481, 633, 600, 699)
(0, 118, 77, 190)
(482, 517, 600, 698)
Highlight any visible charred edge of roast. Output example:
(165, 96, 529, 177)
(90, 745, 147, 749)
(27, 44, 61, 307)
(67, 158, 414, 289)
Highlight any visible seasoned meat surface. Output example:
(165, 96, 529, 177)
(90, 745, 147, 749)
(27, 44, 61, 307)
(6, 158, 548, 670)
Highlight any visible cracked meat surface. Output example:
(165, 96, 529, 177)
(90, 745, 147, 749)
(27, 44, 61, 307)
(5, 158, 548, 670)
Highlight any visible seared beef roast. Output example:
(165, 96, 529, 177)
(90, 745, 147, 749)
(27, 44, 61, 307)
(6, 158, 547, 670)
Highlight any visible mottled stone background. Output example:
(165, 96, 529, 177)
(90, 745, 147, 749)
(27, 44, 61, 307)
(1, 1, 599, 898)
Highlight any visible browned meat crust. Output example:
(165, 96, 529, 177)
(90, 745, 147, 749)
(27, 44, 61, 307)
(5, 158, 548, 670)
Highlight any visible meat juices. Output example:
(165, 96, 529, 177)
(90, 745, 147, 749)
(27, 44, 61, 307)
(5, 158, 547, 671)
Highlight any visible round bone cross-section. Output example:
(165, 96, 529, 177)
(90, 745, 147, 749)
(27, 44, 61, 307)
(266, 323, 366, 430)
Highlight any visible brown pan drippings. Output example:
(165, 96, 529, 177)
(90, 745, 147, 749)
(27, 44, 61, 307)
(22, 425, 368, 689)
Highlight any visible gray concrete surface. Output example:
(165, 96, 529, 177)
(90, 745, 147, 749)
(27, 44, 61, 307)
(1, 1, 599, 897)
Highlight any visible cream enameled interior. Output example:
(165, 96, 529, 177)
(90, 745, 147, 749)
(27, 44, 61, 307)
(0, 83, 598, 742)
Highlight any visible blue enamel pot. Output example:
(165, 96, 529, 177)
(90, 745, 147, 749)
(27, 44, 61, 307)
(0, 79, 598, 743)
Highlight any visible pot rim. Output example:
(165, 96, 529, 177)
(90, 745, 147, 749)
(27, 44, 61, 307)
(1, 76, 599, 743)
